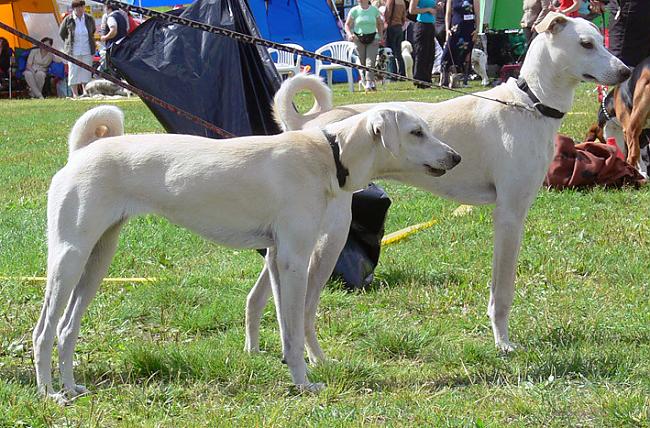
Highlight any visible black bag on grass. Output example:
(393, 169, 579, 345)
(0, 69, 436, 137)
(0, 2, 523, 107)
(332, 183, 391, 290)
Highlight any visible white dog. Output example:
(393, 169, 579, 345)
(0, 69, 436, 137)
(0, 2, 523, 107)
(33, 102, 460, 403)
(244, 13, 630, 363)
(471, 48, 490, 86)
(84, 79, 131, 97)
(401, 40, 414, 80)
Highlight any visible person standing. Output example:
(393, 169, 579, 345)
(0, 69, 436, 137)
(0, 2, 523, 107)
(383, 0, 407, 77)
(607, 0, 650, 68)
(440, 0, 480, 87)
(59, 0, 96, 97)
(346, 0, 383, 91)
(100, 3, 128, 50)
(409, 0, 438, 88)
(24, 37, 58, 98)
(521, 0, 552, 44)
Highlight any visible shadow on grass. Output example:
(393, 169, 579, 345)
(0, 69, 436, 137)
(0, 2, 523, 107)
(365, 266, 463, 293)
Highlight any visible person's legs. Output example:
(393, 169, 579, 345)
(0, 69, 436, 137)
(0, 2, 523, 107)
(387, 25, 406, 77)
(365, 38, 379, 87)
(413, 22, 436, 85)
(354, 39, 369, 88)
(24, 70, 40, 98)
(35, 71, 46, 98)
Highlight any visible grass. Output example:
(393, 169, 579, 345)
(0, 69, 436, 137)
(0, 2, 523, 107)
(0, 81, 649, 426)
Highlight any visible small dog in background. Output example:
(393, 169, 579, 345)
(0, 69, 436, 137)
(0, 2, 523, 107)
(84, 79, 132, 97)
(401, 40, 414, 79)
(471, 48, 490, 86)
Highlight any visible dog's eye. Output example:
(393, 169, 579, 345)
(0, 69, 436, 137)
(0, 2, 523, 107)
(411, 129, 423, 137)
(580, 40, 594, 49)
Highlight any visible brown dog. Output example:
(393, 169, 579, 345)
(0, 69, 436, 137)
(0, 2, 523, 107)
(587, 56, 650, 172)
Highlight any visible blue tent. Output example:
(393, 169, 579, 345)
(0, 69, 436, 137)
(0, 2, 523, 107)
(248, 0, 352, 81)
(248, 0, 343, 52)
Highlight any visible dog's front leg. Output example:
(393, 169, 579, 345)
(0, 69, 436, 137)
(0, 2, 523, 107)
(488, 194, 532, 353)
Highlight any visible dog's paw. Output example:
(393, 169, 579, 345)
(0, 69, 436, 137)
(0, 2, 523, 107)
(298, 382, 325, 394)
(50, 384, 90, 405)
(243, 341, 260, 354)
(496, 340, 520, 354)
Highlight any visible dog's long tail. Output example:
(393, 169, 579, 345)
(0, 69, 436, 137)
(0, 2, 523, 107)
(273, 74, 333, 131)
(68, 105, 124, 158)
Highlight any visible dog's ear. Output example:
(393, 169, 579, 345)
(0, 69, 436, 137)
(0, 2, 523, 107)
(534, 11, 568, 34)
(367, 109, 401, 157)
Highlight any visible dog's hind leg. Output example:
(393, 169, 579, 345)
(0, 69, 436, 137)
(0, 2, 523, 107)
(56, 221, 124, 399)
(488, 190, 536, 353)
(33, 234, 96, 402)
(244, 264, 273, 353)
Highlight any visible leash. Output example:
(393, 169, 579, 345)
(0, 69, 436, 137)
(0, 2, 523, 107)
(0, 21, 236, 139)
(90, 0, 537, 113)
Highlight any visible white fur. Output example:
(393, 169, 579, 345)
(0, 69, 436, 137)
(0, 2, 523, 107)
(471, 48, 490, 86)
(401, 40, 414, 80)
(84, 79, 132, 97)
(244, 14, 630, 362)
(33, 104, 459, 403)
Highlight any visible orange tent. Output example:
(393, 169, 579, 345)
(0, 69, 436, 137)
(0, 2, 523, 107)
(0, 0, 62, 50)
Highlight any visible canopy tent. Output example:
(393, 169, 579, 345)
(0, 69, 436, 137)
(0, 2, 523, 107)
(481, 0, 523, 31)
(248, 0, 343, 53)
(481, 0, 609, 31)
(0, 0, 62, 49)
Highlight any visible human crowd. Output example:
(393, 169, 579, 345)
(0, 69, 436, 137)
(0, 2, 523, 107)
(342, 0, 648, 91)
(0, 0, 132, 98)
(1, 0, 648, 98)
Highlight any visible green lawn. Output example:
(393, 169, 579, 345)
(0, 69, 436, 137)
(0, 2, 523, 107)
(0, 82, 649, 426)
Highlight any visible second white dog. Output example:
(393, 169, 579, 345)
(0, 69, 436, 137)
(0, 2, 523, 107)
(33, 103, 460, 403)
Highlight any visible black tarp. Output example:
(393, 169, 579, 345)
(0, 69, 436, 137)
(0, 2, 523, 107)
(110, 0, 281, 137)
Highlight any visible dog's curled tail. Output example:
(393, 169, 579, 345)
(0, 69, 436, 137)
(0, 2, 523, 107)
(68, 105, 124, 157)
(273, 73, 333, 131)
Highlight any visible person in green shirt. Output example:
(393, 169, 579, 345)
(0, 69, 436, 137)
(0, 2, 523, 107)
(345, 0, 384, 91)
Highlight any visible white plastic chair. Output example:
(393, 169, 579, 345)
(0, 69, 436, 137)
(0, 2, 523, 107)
(314, 41, 358, 92)
(267, 43, 303, 78)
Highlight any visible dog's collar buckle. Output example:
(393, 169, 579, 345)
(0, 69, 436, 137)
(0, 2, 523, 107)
(322, 129, 349, 188)
(517, 78, 565, 119)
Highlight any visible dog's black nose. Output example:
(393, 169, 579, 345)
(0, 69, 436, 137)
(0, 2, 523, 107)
(451, 152, 461, 167)
(619, 66, 631, 82)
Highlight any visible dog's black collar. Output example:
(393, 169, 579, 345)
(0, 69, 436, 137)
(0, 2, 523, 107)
(322, 129, 349, 188)
(517, 77, 566, 119)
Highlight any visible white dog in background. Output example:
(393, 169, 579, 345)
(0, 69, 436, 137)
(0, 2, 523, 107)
(401, 40, 414, 79)
(84, 79, 132, 97)
(33, 101, 460, 403)
(471, 48, 490, 86)
(246, 13, 630, 361)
